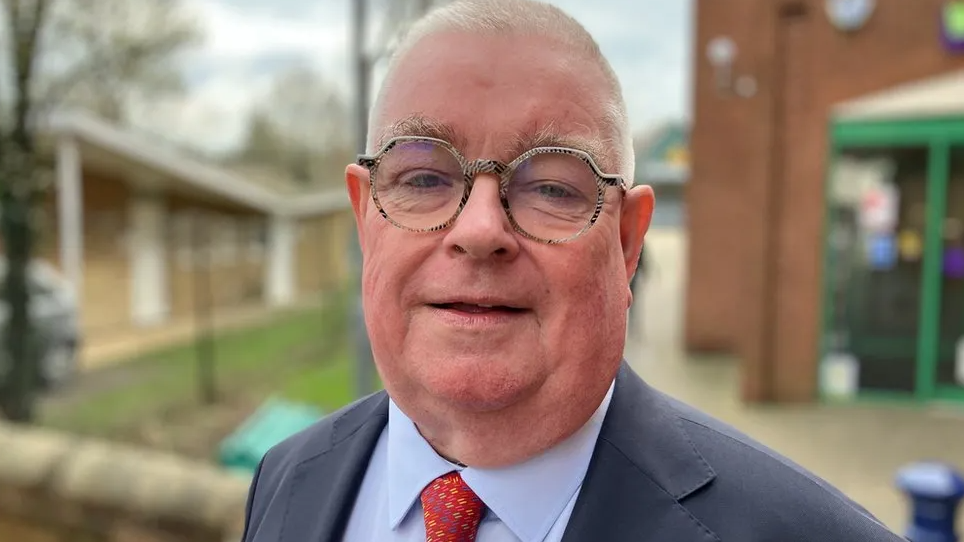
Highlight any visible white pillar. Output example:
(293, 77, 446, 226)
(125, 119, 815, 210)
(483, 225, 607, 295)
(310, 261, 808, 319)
(129, 192, 169, 326)
(57, 136, 83, 307)
(265, 215, 295, 306)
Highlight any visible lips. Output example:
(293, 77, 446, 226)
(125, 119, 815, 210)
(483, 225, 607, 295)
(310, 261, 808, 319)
(430, 302, 527, 314)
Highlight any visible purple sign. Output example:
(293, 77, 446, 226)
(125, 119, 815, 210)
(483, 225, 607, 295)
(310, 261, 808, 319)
(944, 247, 964, 279)
(942, 1, 964, 52)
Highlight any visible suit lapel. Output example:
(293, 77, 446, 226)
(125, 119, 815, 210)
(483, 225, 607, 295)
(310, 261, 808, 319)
(562, 363, 721, 542)
(282, 392, 390, 542)
(274, 364, 721, 542)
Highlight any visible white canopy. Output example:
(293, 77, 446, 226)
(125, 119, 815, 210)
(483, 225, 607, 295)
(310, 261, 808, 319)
(833, 69, 964, 121)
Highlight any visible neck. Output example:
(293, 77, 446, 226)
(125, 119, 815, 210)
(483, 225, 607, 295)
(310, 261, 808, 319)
(410, 380, 612, 468)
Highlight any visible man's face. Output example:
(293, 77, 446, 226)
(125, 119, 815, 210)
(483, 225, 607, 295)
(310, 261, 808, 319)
(346, 31, 653, 416)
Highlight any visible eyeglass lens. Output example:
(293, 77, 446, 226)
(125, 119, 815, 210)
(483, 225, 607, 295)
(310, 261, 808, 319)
(372, 139, 600, 241)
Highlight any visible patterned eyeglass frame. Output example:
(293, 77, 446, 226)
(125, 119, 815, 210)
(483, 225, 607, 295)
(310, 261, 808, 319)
(356, 135, 627, 244)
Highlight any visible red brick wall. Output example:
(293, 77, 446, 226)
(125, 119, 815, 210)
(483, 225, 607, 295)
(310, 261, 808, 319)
(687, 0, 964, 402)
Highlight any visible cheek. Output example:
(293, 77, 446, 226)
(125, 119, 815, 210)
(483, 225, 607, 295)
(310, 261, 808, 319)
(360, 219, 432, 330)
(360, 219, 400, 321)
(564, 264, 625, 324)
(546, 236, 628, 330)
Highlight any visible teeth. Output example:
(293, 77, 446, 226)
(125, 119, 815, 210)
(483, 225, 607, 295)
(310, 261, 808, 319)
(477, 304, 494, 308)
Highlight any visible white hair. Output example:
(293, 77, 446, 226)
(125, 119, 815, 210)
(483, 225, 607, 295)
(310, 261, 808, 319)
(368, 0, 635, 184)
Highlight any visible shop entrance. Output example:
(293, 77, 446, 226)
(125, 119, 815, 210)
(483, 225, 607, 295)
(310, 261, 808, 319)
(934, 144, 964, 399)
(821, 118, 964, 402)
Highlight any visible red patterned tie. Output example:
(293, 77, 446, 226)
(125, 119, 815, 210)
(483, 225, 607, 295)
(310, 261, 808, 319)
(421, 471, 485, 542)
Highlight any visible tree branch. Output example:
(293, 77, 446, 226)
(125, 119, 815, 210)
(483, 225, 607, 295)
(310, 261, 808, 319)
(12, 0, 51, 150)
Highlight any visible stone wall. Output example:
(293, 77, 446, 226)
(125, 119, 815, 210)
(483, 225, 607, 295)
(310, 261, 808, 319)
(0, 421, 250, 542)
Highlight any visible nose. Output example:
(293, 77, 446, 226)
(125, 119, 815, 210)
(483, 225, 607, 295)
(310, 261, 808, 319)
(443, 174, 520, 260)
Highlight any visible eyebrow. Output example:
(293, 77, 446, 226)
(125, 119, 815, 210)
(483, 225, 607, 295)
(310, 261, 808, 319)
(506, 122, 606, 164)
(378, 115, 468, 151)
(377, 114, 609, 168)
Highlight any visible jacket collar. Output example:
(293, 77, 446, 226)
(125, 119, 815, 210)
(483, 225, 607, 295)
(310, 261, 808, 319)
(560, 362, 719, 541)
(281, 361, 719, 542)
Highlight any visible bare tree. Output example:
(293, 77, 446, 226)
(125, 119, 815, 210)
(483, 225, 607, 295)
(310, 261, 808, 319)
(232, 65, 353, 188)
(263, 67, 350, 154)
(0, 0, 201, 422)
(228, 0, 450, 194)
(34, 0, 202, 124)
(236, 113, 285, 168)
(0, 0, 52, 422)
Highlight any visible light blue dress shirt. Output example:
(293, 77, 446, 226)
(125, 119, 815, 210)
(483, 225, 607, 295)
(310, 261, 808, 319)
(342, 381, 615, 542)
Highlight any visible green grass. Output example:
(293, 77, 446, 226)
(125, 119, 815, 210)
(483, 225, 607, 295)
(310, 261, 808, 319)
(279, 349, 357, 411)
(279, 348, 385, 412)
(41, 292, 357, 435)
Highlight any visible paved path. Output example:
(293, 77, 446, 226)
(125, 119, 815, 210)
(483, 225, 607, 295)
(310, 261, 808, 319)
(626, 228, 964, 533)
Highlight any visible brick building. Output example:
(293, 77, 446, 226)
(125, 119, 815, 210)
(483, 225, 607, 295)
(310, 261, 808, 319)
(686, 0, 964, 403)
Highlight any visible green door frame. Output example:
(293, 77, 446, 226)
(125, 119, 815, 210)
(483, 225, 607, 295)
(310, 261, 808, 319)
(824, 116, 964, 402)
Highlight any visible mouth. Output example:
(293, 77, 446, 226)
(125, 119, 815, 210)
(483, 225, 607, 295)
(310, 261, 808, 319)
(428, 302, 528, 315)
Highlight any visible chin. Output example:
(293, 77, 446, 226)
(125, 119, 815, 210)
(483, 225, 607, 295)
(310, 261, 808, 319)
(414, 353, 543, 413)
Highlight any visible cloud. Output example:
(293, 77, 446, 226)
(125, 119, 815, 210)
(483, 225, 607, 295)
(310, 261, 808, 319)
(144, 0, 692, 153)
(552, 0, 694, 130)
(202, 0, 333, 20)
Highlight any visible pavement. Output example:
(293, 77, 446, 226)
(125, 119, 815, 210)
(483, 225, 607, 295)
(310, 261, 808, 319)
(625, 228, 964, 534)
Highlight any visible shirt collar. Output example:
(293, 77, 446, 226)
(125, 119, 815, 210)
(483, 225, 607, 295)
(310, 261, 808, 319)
(387, 380, 615, 542)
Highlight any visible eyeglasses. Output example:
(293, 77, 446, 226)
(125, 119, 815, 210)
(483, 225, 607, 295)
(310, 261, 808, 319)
(356, 136, 627, 244)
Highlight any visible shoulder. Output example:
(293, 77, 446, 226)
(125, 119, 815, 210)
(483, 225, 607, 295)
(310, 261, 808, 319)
(666, 397, 901, 540)
(257, 390, 387, 480)
(241, 392, 388, 531)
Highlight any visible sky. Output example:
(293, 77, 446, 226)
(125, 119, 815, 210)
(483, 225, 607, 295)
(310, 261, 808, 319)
(132, 0, 694, 154)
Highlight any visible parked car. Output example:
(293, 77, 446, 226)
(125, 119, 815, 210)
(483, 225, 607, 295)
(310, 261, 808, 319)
(0, 258, 81, 391)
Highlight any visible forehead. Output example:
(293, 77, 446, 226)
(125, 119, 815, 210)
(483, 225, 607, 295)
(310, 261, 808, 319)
(375, 31, 611, 160)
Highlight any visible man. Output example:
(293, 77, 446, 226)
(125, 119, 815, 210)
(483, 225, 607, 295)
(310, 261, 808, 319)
(241, 1, 903, 540)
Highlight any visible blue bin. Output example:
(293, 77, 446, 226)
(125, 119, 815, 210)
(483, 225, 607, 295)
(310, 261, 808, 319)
(218, 397, 325, 475)
(896, 462, 964, 542)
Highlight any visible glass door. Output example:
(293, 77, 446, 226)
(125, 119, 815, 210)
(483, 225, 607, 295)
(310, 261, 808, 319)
(822, 146, 930, 397)
(934, 144, 964, 399)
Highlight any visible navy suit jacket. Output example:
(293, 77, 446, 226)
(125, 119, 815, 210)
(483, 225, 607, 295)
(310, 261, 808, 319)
(241, 363, 905, 541)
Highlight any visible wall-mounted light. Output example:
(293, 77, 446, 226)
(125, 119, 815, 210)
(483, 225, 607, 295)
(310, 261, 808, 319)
(706, 36, 757, 98)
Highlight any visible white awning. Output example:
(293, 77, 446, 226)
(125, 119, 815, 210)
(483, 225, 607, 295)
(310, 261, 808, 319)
(833, 69, 964, 121)
(44, 110, 349, 217)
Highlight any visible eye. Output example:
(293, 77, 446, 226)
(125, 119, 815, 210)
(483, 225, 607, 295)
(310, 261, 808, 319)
(397, 171, 454, 189)
(533, 182, 576, 199)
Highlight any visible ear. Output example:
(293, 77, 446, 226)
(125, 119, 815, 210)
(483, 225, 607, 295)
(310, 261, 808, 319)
(346, 163, 371, 250)
(619, 184, 655, 280)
